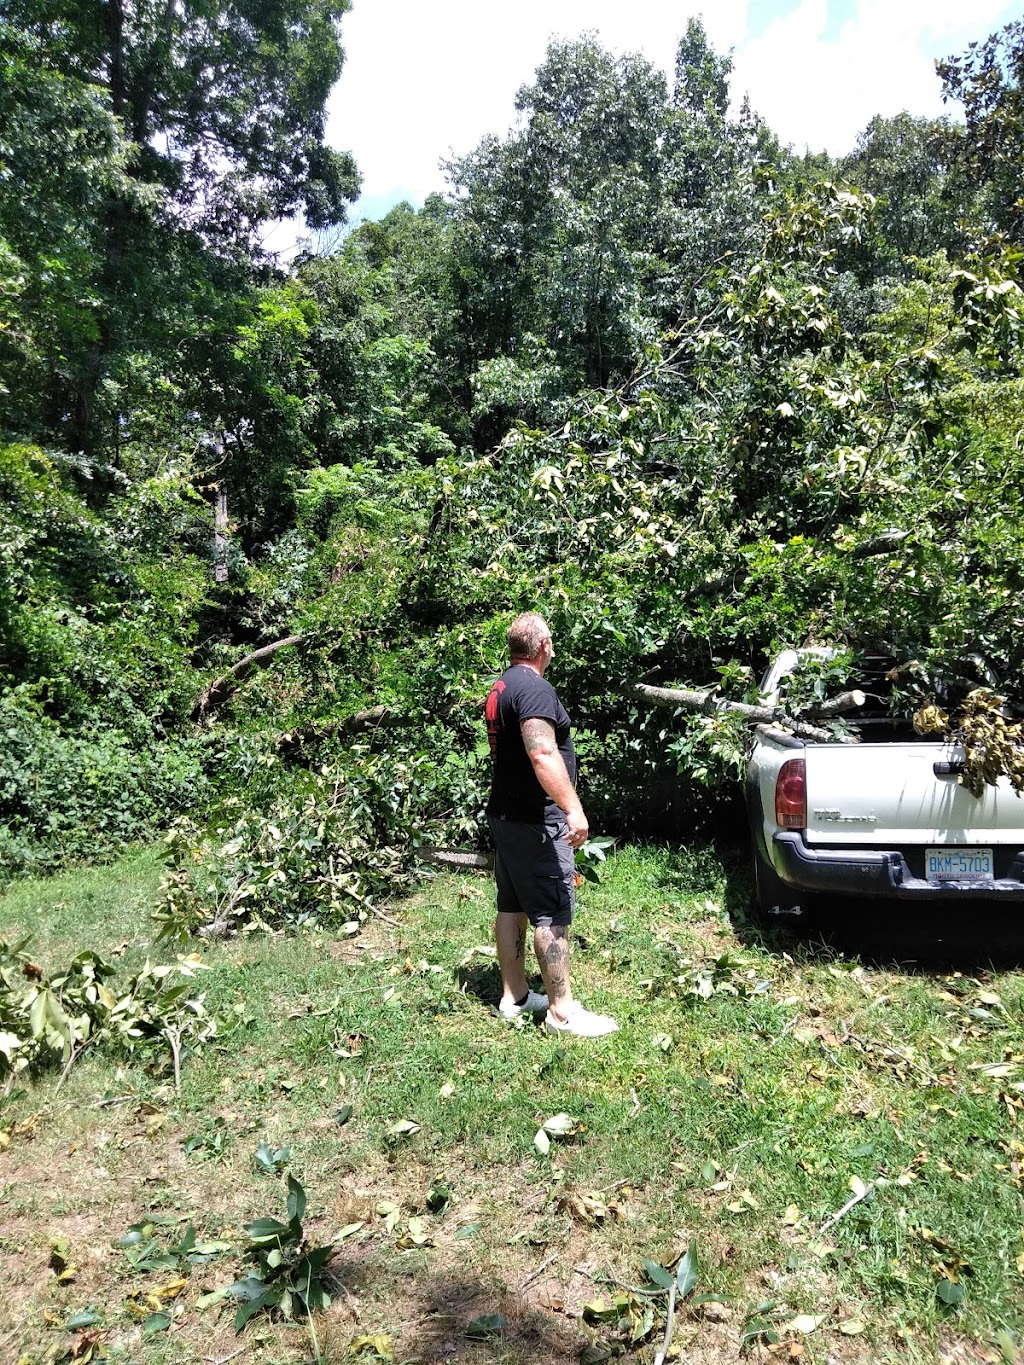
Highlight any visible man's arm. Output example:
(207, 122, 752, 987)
(521, 717, 589, 847)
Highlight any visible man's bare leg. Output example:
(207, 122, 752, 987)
(494, 912, 530, 1004)
(534, 924, 573, 1018)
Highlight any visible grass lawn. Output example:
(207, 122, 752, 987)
(2, 842, 1024, 1364)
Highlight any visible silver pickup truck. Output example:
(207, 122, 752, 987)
(747, 650, 1024, 923)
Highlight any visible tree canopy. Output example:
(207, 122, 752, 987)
(1, 12, 1023, 893)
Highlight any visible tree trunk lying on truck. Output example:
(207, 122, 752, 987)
(633, 682, 865, 744)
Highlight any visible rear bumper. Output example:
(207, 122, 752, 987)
(773, 832, 1024, 901)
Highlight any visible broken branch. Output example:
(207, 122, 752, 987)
(819, 1180, 875, 1236)
(193, 634, 305, 720)
(633, 682, 848, 744)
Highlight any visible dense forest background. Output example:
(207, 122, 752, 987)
(2, 5, 1024, 928)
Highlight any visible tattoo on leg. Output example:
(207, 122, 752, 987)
(515, 926, 526, 961)
(538, 927, 569, 996)
(541, 939, 567, 966)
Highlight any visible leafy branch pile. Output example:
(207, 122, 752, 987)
(914, 689, 1024, 796)
(0, 939, 219, 1087)
(154, 744, 476, 938)
(106, 1171, 335, 1338)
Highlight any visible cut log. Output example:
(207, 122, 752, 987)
(414, 848, 494, 871)
(192, 634, 305, 721)
(633, 682, 857, 744)
(806, 689, 866, 718)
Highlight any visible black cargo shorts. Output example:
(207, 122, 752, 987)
(487, 813, 575, 928)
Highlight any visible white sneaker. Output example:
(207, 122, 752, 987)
(544, 1002, 619, 1037)
(498, 989, 549, 1021)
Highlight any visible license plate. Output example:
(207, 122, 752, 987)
(925, 847, 994, 883)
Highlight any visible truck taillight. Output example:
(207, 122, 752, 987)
(775, 758, 806, 830)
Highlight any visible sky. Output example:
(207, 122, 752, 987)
(313, 0, 1019, 239)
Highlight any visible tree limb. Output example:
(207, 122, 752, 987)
(853, 529, 909, 559)
(653, 1281, 677, 1365)
(414, 848, 494, 871)
(192, 634, 304, 720)
(633, 682, 853, 743)
(818, 1179, 875, 1236)
(276, 696, 486, 755)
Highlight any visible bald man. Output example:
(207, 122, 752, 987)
(484, 612, 618, 1038)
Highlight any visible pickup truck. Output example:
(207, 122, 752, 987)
(747, 649, 1024, 923)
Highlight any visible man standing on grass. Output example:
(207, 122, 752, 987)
(484, 611, 618, 1038)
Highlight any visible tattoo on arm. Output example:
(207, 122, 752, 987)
(521, 717, 557, 756)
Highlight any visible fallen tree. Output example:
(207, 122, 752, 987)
(633, 683, 864, 744)
(273, 682, 866, 756)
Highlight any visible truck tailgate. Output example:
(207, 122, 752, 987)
(804, 743, 1024, 845)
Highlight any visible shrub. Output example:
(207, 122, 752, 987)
(0, 691, 208, 879)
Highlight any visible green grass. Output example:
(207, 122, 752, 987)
(2, 843, 1024, 1363)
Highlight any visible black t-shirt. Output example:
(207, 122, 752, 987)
(485, 665, 576, 822)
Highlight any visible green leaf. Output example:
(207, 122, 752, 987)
(196, 1284, 234, 1310)
(254, 1140, 278, 1171)
(143, 1311, 172, 1334)
(335, 1104, 353, 1126)
(234, 1287, 281, 1331)
(67, 1309, 102, 1329)
(244, 1217, 293, 1245)
(227, 1274, 271, 1302)
(454, 1223, 479, 1240)
(642, 1259, 674, 1290)
(676, 1244, 698, 1298)
(286, 1173, 306, 1223)
(466, 1314, 507, 1339)
(426, 1182, 450, 1213)
(186, 1239, 233, 1262)
(937, 1279, 966, 1307)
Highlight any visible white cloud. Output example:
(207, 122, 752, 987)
(329, 1, 748, 208)
(327, 0, 1018, 220)
(732, 0, 1014, 154)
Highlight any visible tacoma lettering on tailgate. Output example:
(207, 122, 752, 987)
(813, 809, 877, 824)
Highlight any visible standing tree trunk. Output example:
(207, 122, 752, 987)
(68, 0, 127, 458)
(214, 476, 229, 584)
